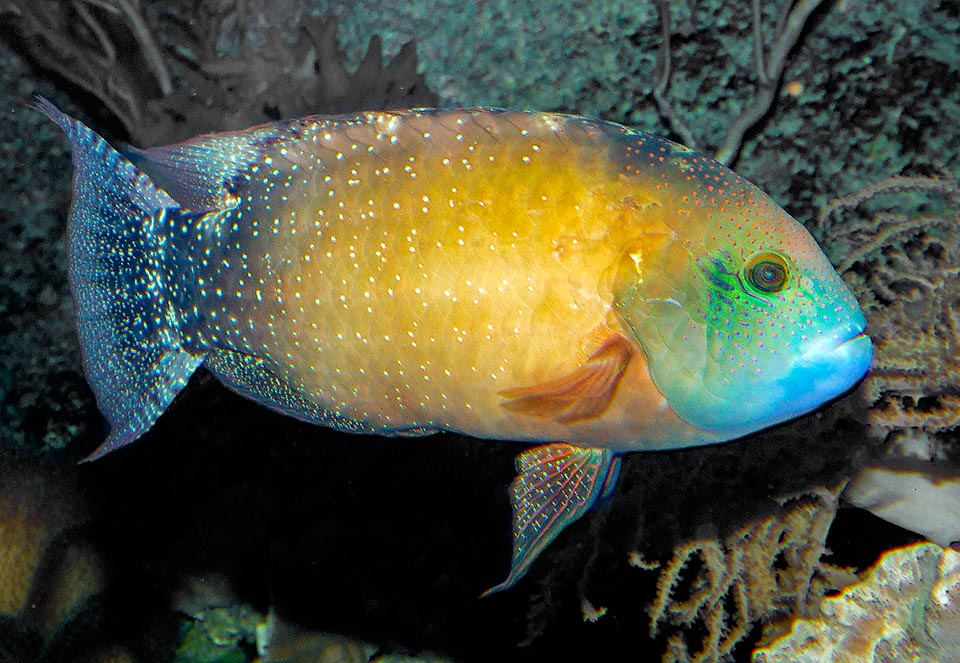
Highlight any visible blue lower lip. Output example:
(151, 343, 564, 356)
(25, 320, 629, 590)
(836, 332, 873, 380)
(834, 331, 872, 363)
(789, 331, 873, 413)
(734, 330, 874, 435)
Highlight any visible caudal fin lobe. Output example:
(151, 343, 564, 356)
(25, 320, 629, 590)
(38, 98, 203, 460)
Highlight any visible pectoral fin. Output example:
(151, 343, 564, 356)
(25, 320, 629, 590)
(481, 443, 621, 596)
(499, 333, 633, 423)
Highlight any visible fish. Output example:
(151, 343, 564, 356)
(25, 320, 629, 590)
(39, 98, 873, 594)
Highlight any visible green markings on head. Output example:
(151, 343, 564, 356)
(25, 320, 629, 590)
(697, 249, 792, 304)
(605, 126, 870, 444)
(614, 223, 870, 443)
(694, 248, 798, 401)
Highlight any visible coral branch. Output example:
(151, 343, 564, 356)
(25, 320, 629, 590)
(641, 486, 843, 663)
(751, 0, 770, 86)
(714, 0, 828, 165)
(814, 175, 960, 242)
(5, 2, 437, 145)
(652, 0, 700, 151)
(836, 213, 950, 274)
(650, 0, 829, 165)
(110, 0, 172, 96)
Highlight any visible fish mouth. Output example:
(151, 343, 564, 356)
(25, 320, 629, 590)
(796, 327, 873, 400)
(830, 330, 871, 358)
(832, 331, 873, 380)
(799, 324, 871, 366)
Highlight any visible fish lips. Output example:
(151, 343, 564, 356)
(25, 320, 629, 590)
(789, 326, 874, 410)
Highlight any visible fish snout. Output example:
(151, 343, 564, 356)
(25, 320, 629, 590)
(793, 323, 873, 407)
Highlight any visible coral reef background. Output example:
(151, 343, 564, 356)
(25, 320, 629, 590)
(0, 1, 957, 661)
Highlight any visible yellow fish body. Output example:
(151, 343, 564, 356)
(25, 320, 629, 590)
(41, 100, 872, 593)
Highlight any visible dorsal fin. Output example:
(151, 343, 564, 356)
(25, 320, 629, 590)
(128, 119, 308, 213)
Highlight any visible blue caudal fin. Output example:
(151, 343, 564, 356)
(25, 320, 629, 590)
(38, 98, 204, 460)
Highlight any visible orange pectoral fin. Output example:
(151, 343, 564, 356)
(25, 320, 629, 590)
(499, 333, 633, 424)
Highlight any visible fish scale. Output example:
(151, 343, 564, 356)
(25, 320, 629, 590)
(175, 109, 648, 442)
(40, 99, 872, 593)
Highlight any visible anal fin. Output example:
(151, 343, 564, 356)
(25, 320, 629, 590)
(499, 333, 633, 423)
(482, 443, 620, 596)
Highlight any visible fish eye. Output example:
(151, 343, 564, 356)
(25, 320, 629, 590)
(744, 251, 790, 293)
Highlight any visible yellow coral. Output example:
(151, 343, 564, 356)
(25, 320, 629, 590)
(0, 462, 127, 659)
(80, 645, 138, 663)
(35, 540, 106, 637)
(638, 485, 843, 663)
(0, 480, 47, 616)
(0, 464, 84, 617)
(257, 609, 457, 663)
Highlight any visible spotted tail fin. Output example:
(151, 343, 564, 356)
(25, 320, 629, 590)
(38, 99, 204, 460)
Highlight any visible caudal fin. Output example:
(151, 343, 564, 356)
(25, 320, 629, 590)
(38, 98, 203, 460)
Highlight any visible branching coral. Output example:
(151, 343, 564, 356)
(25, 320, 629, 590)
(652, 0, 828, 165)
(2, 0, 172, 137)
(3, 0, 438, 145)
(815, 175, 960, 455)
(752, 542, 960, 663)
(634, 485, 844, 663)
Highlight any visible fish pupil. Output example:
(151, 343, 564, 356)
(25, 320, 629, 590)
(747, 253, 788, 293)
